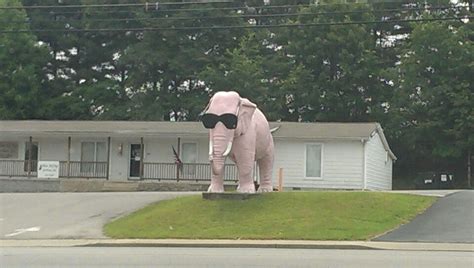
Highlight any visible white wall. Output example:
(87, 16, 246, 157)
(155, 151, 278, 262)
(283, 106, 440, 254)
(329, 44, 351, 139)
(273, 139, 364, 189)
(109, 137, 128, 181)
(143, 137, 209, 163)
(365, 132, 393, 190)
(37, 137, 68, 161)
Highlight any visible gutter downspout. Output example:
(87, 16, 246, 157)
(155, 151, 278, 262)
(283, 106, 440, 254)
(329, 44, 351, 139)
(362, 138, 367, 190)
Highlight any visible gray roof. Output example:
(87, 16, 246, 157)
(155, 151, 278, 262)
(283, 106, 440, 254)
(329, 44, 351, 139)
(0, 120, 396, 159)
(0, 120, 207, 136)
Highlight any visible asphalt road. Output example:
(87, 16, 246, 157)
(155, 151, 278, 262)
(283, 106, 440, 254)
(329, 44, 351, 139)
(375, 190, 474, 243)
(1, 247, 473, 268)
(0, 192, 197, 239)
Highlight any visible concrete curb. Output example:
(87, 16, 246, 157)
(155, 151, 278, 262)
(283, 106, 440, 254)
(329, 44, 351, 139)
(1, 239, 473, 252)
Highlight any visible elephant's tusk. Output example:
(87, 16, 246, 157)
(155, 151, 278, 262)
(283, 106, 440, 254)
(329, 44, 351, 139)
(209, 138, 213, 156)
(223, 141, 233, 157)
(270, 126, 280, 133)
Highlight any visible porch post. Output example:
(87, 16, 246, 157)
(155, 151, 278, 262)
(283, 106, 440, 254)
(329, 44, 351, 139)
(67, 136, 71, 178)
(27, 136, 32, 178)
(106, 137, 111, 180)
(176, 137, 181, 182)
(140, 137, 144, 179)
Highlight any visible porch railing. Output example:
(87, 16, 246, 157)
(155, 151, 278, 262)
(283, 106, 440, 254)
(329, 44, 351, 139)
(143, 162, 238, 182)
(0, 160, 106, 179)
(0, 160, 237, 182)
(0, 160, 38, 177)
(59, 161, 108, 179)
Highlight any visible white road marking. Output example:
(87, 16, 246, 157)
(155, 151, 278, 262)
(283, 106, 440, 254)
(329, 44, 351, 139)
(5, 226, 41, 237)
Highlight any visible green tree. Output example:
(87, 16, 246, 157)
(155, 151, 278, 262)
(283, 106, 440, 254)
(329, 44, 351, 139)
(119, 1, 248, 121)
(0, 0, 50, 119)
(395, 20, 473, 186)
(20, 0, 145, 119)
(200, 31, 290, 120)
(275, 3, 391, 122)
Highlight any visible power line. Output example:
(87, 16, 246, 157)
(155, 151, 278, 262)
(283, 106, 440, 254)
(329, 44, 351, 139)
(3, 4, 313, 15)
(0, 1, 235, 9)
(4, 2, 465, 15)
(3, 0, 464, 10)
(3, 6, 468, 25)
(0, 16, 469, 34)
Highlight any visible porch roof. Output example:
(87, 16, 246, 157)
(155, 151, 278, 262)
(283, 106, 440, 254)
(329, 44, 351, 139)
(0, 120, 395, 159)
(1, 120, 376, 138)
(0, 120, 208, 137)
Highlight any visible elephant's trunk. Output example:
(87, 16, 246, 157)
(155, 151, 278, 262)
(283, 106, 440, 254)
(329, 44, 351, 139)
(208, 139, 232, 159)
(209, 126, 234, 179)
(211, 156, 225, 176)
(209, 125, 234, 157)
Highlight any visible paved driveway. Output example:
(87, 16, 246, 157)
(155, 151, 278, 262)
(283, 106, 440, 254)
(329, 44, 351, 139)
(375, 190, 474, 243)
(0, 192, 197, 239)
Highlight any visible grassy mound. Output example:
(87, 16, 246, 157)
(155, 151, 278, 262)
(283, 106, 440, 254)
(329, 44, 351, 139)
(104, 192, 435, 240)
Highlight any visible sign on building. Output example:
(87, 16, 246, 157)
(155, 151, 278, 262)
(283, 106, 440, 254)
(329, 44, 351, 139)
(37, 161, 60, 179)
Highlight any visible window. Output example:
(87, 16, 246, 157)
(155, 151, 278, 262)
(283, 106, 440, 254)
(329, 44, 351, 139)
(181, 143, 197, 175)
(0, 142, 19, 159)
(305, 144, 322, 178)
(81, 142, 106, 173)
(24, 142, 38, 172)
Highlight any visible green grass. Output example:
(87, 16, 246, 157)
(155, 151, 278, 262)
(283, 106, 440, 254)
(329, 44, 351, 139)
(104, 192, 436, 240)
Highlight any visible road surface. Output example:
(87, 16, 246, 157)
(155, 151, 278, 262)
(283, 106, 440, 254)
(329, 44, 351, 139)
(0, 192, 197, 239)
(1, 247, 473, 268)
(375, 190, 474, 243)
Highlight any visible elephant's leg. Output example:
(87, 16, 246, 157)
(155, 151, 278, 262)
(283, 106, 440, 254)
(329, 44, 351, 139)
(208, 158, 225, 193)
(257, 154, 274, 192)
(208, 174, 225, 192)
(234, 153, 256, 193)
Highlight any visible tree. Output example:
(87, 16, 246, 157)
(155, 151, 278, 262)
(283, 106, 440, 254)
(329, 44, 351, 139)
(200, 31, 290, 120)
(0, 0, 50, 119)
(119, 1, 248, 121)
(272, 3, 391, 123)
(395, 20, 473, 187)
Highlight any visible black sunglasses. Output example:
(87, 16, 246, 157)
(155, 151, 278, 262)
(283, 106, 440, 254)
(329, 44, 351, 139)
(201, 113, 238, 129)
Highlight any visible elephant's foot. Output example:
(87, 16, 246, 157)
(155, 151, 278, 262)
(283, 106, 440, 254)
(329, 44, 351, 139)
(207, 184, 224, 193)
(257, 185, 273, 193)
(237, 183, 256, 193)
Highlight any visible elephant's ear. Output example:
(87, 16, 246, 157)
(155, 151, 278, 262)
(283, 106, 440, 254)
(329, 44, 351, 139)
(200, 95, 213, 116)
(236, 98, 257, 136)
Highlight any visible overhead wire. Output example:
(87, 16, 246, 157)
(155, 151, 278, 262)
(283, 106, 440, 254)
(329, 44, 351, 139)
(0, 16, 470, 34)
(2, 2, 468, 15)
(1, 4, 316, 15)
(2, 5, 468, 25)
(0, 1, 235, 9)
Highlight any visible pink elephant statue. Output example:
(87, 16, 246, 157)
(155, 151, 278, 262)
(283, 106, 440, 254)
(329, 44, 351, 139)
(201, 91, 274, 193)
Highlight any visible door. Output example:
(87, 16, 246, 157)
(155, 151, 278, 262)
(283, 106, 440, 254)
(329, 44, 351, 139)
(129, 144, 142, 177)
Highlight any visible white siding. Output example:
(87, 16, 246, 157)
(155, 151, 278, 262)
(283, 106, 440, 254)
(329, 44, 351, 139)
(365, 132, 393, 190)
(143, 137, 209, 163)
(273, 139, 364, 189)
(37, 137, 68, 161)
(109, 138, 128, 181)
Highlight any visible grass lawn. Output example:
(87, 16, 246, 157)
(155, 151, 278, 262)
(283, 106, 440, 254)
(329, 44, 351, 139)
(104, 192, 436, 240)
